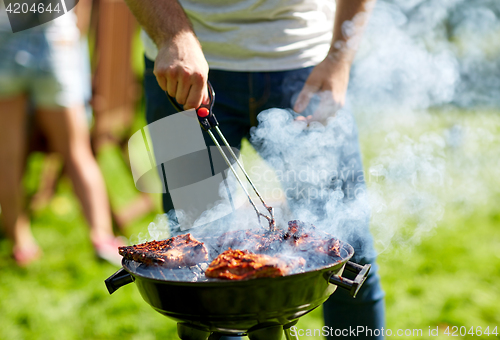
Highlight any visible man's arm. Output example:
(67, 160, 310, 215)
(124, 0, 209, 109)
(294, 0, 376, 122)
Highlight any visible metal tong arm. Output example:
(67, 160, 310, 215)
(166, 82, 275, 227)
(213, 126, 274, 218)
(196, 84, 274, 226)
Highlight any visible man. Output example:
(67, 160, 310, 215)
(124, 0, 384, 338)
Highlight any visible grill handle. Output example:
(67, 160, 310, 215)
(105, 268, 134, 294)
(329, 261, 371, 298)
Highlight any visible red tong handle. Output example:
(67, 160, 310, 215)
(166, 81, 218, 131)
(196, 81, 218, 131)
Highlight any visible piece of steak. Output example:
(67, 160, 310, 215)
(118, 234, 208, 267)
(284, 220, 341, 257)
(215, 228, 286, 254)
(205, 248, 288, 280)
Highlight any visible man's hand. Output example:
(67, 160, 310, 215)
(154, 32, 209, 110)
(293, 57, 350, 124)
(293, 0, 374, 124)
(122, 0, 209, 110)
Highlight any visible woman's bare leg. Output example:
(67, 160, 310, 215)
(36, 105, 115, 245)
(0, 95, 40, 264)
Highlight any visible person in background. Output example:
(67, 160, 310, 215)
(0, 2, 123, 266)
(124, 0, 385, 338)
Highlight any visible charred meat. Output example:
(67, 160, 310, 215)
(215, 221, 341, 258)
(118, 220, 342, 279)
(216, 228, 286, 254)
(205, 248, 288, 280)
(284, 220, 341, 257)
(118, 234, 208, 267)
(284, 220, 312, 246)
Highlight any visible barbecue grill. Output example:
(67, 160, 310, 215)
(105, 238, 370, 340)
(105, 83, 371, 339)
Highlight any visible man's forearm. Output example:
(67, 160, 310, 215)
(124, 0, 194, 47)
(329, 0, 375, 65)
(124, 0, 209, 109)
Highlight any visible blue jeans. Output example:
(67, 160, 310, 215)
(144, 57, 385, 339)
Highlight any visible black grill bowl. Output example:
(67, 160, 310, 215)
(133, 260, 342, 332)
(105, 241, 372, 335)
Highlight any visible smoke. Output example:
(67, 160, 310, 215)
(345, 0, 500, 252)
(367, 131, 447, 252)
(237, 0, 500, 255)
(350, 0, 500, 113)
(131, 213, 170, 244)
(132, 166, 271, 244)
(248, 108, 374, 258)
(133, 0, 500, 258)
(349, 1, 460, 116)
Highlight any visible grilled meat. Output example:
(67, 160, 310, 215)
(119, 219, 341, 279)
(286, 220, 309, 236)
(118, 234, 208, 267)
(319, 238, 341, 256)
(215, 229, 263, 250)
(205, 248, 288, 280)
(284, 220, 312, 247)
(215, 221, 341, 258)
(285, 220, 341, 257)
(216, 229, 285, 254)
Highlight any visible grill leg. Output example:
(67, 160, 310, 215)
(207, 333, 222, 340)
(177, 323, 210, 340)
(284, 328, 299, 340)
(247, 325, 283, 340)
(283, 322, 299, 340)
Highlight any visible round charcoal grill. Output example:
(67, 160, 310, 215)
(105, 239, 370, 340)
(108, 85, 370, 339)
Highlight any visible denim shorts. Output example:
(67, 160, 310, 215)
(144, 56, 385, 338)
(0, 29, 85, 108)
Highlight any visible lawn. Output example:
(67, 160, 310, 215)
(0, 108, 499, 340)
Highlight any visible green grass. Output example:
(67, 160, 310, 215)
(1, 108, 499, 339)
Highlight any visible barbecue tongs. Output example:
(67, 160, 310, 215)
(167, 82, 276, 230)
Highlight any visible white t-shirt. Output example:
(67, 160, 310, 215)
(142, 0, 335, 71)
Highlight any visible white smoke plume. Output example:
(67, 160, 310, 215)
(346, 0, 500, 252)
(133, 0, 500, 257)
